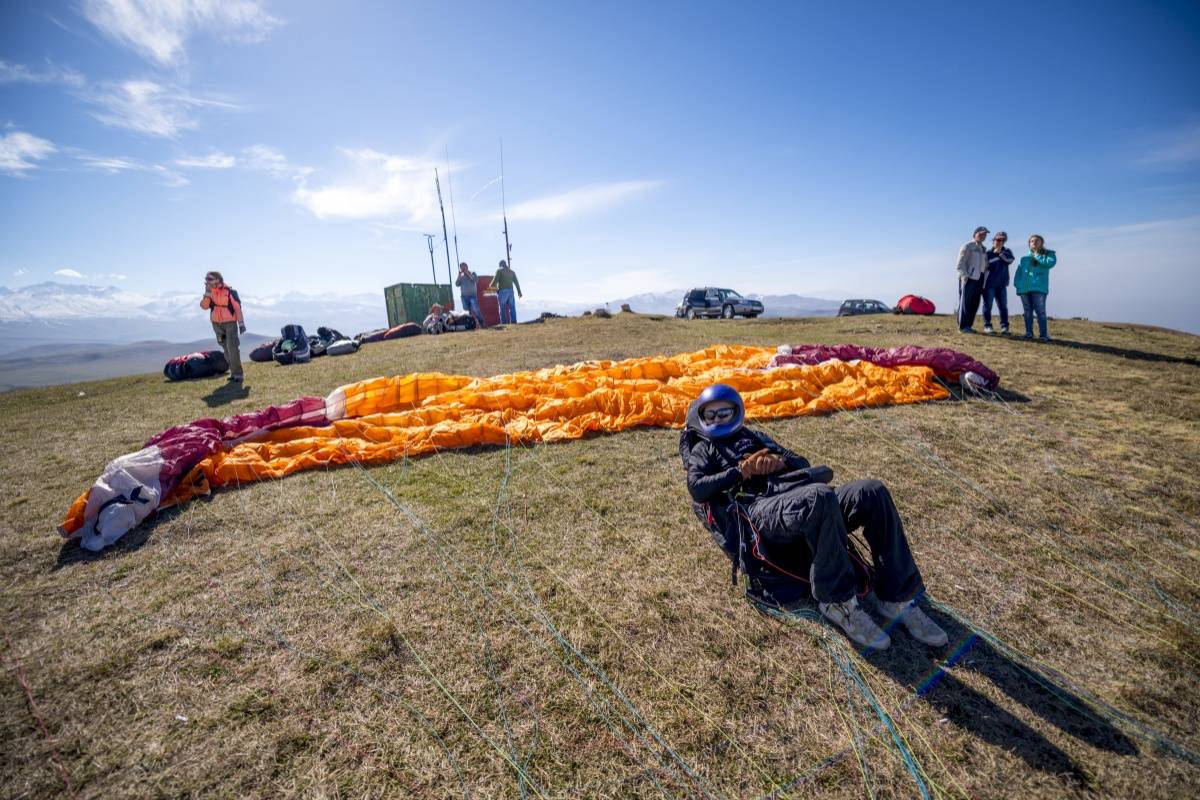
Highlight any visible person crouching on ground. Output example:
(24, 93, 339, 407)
(200, 270, 245, 382)
(1014, 234, 1057, 341)
(681, 383, 948, 650)
(423, 303, 448, 335)
(456, 262, 486, 328)
(982, 231, 1014, 334)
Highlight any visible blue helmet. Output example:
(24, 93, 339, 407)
(696, 383, 745, 438)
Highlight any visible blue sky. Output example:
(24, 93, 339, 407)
(2, 1, 1199, 331)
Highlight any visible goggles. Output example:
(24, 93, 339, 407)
(701, 406, 737, 423)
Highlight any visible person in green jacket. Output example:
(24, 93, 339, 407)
(492, 259, 522, 324)
(1013, 235, 1057, 341)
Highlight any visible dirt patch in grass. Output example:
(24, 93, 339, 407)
(2, 314, 1198, 798)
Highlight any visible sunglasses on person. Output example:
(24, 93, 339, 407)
(701, 406, 737, 423)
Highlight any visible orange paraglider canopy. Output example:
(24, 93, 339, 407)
(60, 345, 954, 550)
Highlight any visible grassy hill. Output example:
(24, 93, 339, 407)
(1, 313, 1198, 799)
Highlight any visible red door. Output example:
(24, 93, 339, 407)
(476, 275, 502, 327)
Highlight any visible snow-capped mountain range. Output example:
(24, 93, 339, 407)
(0, 282, 840, 347)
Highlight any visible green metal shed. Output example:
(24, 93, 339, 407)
(383, 283, 453, 327)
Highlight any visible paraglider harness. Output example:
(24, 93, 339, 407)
(681, 426, 874, 608)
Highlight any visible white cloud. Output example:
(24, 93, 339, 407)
(82, 0, 280, 67)
(0, 131, 56, 175)
(77, 154, 143, 173)
(290, 148, 446, 224)
(13, 268, 28, 277)
(175, 151, 236, 168)
(0, 58, 87, 88)
(505, 180, 663, 221)
(77, 153, 189, 187)
(89, 79, 238, 138)
(97, 272, 129, 280)
(55, 268, 85, 278)
(1138, 121, 1200, 167)
(242, 144, 310, 180)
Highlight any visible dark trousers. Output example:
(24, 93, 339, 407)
(958, 277, 983, 331)
(212, 321, 243, 379)
(981, 285, 1009, 330)
(744, 479, 924, 603)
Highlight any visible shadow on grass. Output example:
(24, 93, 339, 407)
(1032, 337, 1199, 367)
(860, 602, 1138, 784)
(52, 504, 188, 570)
(202, 380, 250, 407)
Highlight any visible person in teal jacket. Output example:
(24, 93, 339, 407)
(1013, 235, 1057, 341)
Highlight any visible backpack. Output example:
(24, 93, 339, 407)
(272, 324, 311, 365)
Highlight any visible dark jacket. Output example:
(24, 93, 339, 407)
(984, 246, 1014, 290)
(680, 401, 815, 505)
(679, 400, 830, 595)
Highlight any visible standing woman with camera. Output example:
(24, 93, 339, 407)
(200, 270, 246, 382)
(1013, 235, 1057, 341)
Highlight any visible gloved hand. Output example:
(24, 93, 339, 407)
(739, 448, 786, 480)
(238, 323, 247, 334)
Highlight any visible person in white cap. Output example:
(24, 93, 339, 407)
(956, 226, 989, 333)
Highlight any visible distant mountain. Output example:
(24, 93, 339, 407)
(539, 289, 839, 318)
(0, 283, 840, 350)
(0, 282, 389, 346)
(0, 334, 272, 392)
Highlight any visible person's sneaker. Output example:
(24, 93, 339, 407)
(1000, 327, 1010, 335)
(983, 325, 994, 334)
(1021, 333, 1033, 340)
(229, 375, 243, 382)
(819, 597, 891, 650)
(1039, 336, 1051, 343)
(958, 327, 976, 334)
(877, 599, 948, 647)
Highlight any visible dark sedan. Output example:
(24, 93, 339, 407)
(837, 298, 893, 316)
(676, 287, 764, 319)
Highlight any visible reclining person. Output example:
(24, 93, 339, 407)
(681, 383, 948, 650)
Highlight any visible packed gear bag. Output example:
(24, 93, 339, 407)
(163, 350, 229, 381)
(895, 294, 936, 315)
(249, 339, 278, 362)
(272, 324, 311, 365)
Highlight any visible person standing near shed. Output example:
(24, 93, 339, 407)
(956, 226, 989, 333)
(456, 262, 485, 328)
(200, 270, 245, 382)
(493, 259, 522, 324)
(982, 231, 1014, 334)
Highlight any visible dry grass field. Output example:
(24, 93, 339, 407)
(2, 312, 1198, 799)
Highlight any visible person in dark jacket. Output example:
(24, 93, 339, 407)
(981, 231, 1014, 334)
(681, 383, 948, 650)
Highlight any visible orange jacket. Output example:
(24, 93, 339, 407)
(201, 284, 244, 324)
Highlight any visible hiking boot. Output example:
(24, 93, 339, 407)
(983, 325, 994, 334)
(819, 597, 891, 650)
(877, 599, 948, 647)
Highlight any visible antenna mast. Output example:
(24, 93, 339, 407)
(423, 234, 437, 284)
(500, 139, 512, 268)
(434, 169, 454, 299)
(445, 147, 461, 269)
